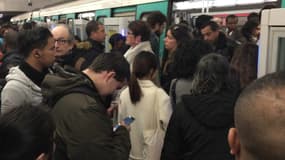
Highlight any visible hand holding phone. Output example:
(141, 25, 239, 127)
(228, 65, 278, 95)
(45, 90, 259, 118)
(113, 116, 135, 131)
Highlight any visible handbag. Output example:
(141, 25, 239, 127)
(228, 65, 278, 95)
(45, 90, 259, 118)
(143, 88, 165, 160)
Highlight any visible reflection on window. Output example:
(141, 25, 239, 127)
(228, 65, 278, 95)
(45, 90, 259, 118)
(277, 38, 285, 71)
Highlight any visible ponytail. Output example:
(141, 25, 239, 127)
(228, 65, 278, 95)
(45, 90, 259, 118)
(129, 73, 142, 104)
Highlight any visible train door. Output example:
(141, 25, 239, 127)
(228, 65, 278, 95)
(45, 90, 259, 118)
(104, 17, 135, 52)
(73, 19, 89, 41)
(259, 8, 285, 77)
(100, 7, 136, 52)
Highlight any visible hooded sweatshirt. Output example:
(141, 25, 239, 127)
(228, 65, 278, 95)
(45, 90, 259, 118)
(161, 88, 239, 160)
(1, 66, 43, 114)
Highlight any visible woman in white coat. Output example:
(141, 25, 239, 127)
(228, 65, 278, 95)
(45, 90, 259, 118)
(119, 51, 172, 160)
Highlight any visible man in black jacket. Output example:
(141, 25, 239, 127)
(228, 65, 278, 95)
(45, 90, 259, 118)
(200, 21, 237, 61)
(42, 53, 131, 160)
(76, 20, 106, 70)
(228, 71, 285, 160)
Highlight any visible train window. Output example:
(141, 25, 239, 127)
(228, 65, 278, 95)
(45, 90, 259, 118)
(113, 12, 135, 17)
(139, 11, 161, 21)
(78, 12, 95, 21)
(97, 16, 106, 23)
(276, 38, 285, 71)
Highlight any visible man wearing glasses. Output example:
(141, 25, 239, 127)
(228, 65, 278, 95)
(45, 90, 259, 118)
(52, 24, 78, 68)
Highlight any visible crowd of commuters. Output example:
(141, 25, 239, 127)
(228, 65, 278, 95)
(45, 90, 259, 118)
(0, 6, 284, 160)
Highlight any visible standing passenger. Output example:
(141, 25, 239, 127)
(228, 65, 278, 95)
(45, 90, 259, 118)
(42, 53, 131, 160)
(75, 20, 106, 70)
(225, 14, 243, 43)
(200, 21, 237, 61)
(228, 71, 285, 160)
(161, 24, 192, 92)
(169, 40, 212, 106)
(119, 51, 172, 160)
(0, 105, 55, 160)
(1, 27, 56, 114)
(0, 30, 22, 79)
(230, 42, 258, 89)
(109, 33, 128, 55)
(124, 20, 153, 70)
(146, 11, 167, 66)
(52, 24, 78, 68)
(161, 54, 238, 160)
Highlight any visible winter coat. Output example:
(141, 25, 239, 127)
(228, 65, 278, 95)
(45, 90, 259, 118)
(77, 39, 105, 70)
(161, 88, 239, 160)
(119, 80, 172, 160)
(124, 41, 153, 71)
(1, 66, 42, 114)
(41, 67, 131, 160)
(213, 32, 237, 62)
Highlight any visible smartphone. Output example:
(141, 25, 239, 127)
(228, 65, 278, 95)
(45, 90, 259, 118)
(113, 116, 135, 131)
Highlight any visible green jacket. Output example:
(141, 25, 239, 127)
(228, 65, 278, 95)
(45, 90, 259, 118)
(42, 67, 131, 160)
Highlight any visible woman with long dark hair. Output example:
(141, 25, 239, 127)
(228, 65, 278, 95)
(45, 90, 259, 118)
(119, 51, 172, 160)
(161, 53, 239, 160)
(161, 24, 192, 92)
(169, 39, 212, 106)
(230, 42, 258, 89)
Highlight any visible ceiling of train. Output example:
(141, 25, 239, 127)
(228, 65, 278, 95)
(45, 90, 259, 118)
(0, 0, 76, 23)
(0, 0, 76, 12)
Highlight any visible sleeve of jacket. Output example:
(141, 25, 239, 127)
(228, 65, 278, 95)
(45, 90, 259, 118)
(1, 82, 26, 114)
(52, 94, 131, 160)
(160, 103, 183, 160)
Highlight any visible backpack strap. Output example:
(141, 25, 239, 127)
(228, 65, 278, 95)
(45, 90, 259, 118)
(170, 79, 178, 108)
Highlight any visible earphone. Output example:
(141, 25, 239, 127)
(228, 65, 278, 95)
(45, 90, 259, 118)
(35, 51, 41, 58)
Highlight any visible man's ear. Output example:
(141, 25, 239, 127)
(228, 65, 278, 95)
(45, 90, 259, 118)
(105, 71, 116, 81)
(32, 49, 41, 58)
(36, 153, 47, 160)
(228, 128, 241, 156)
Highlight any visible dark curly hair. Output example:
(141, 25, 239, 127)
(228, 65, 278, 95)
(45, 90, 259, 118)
(172, 39, 213, 79)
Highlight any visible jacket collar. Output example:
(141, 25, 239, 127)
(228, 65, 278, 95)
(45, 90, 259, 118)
(137, 79, 156, 88)
(19, 61, 48, 86)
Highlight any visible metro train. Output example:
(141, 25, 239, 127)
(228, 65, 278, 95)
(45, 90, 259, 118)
(9, 0, 282, 72)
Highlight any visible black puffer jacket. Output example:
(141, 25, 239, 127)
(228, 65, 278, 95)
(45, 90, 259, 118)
(80, 39, 105, 70)
(161, 88, 239, 160)
(213, 32, 237, 62)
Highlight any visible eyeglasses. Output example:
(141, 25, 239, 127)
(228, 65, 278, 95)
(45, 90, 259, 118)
(55, 39, 71, 45)
(127, 31, 134, 35)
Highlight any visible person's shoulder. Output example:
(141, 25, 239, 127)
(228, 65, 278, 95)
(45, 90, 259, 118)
(156, 87, 170, 99)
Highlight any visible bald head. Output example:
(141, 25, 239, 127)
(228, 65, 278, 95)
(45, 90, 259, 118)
(231, 72, 285, 160)
(52, 24, 74, 56)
